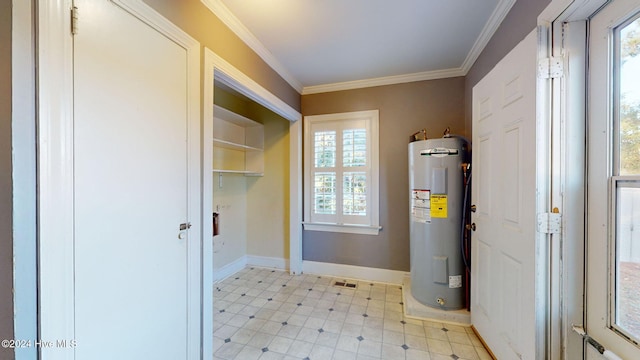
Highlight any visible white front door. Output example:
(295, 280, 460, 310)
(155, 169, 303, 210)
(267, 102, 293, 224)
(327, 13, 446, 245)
(73, 1, 197, 358)
(471, 30, 538, 359)
(587, 0, 640, 358)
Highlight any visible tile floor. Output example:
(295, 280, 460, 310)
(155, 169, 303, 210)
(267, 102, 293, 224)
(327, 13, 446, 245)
(213, 267, 492, 360)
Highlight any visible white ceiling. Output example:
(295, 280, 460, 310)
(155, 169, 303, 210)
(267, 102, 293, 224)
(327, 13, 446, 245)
(203, 0, 515, 94)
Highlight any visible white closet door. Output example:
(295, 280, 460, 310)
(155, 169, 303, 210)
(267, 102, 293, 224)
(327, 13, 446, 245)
(471, 30, 538, 360)
(73, 1, 193, 358)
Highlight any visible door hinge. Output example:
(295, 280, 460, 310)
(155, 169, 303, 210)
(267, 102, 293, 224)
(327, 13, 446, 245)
(537, 57, 564, 79)
(537, 211, 562, 234)
(71, 6, 79, 35)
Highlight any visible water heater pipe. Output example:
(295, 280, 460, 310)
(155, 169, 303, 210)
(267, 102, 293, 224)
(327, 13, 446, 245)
(460, 163, 472, 271)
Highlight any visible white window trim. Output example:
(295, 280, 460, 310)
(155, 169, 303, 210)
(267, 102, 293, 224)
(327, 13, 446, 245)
(303, 110, 380, 235)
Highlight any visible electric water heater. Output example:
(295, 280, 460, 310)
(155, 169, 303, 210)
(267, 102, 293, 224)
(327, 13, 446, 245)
(408, 136, 469, 310)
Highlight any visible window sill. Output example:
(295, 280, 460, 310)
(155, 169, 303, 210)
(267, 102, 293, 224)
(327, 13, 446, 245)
(302, 222, 381, 235)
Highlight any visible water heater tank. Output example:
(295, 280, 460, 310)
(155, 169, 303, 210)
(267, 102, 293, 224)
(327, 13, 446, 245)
(408, 137, 468, 310)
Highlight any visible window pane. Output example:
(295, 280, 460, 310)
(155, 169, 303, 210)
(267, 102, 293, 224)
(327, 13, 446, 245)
(314, 131, 336, 168)
(314, 172, 336, 214)
(619, 17, 640, 175)
(343, 129, 367, 167)
(343, 172, 367, 216)
(615, 183, 640, 340)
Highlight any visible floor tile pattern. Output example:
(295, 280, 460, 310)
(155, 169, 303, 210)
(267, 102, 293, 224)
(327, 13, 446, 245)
(213, 267, 492, 360)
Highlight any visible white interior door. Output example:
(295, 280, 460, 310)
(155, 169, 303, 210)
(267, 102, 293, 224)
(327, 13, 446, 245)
(471, 30, 538, 359)
(73, 1, 195, 358)
(587, 0, 640, 358)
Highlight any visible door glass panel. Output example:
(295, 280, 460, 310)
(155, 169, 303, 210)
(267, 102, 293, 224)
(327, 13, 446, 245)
(619, 16, 640, 175)
(591, 1, 640, 357)
(613, 13, 640, 346)
(614, 180, 640, 342)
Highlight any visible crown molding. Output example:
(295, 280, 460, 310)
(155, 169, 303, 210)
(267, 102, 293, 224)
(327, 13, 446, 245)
(201, 0, 304, 93)
(301, 0, 515, 95)
(461, 0, 517, 73)
(301, 67, 465, 95)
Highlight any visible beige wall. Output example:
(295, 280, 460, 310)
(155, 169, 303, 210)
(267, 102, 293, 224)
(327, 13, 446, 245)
(0, 0, 15, 357)
(143, 0, 300, 112)
(246, 111, 290, 261)
(212, 173, 248, 271)
(301, 78, 466, 271)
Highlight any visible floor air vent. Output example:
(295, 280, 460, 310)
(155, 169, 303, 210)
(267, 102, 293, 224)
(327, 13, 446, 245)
(333, 281, 357, 289)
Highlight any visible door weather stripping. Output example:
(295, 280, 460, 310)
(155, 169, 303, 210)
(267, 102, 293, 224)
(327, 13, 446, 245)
(536, 211, 562, 234)
(571, 325, 623, 360)
(537, 57, 564, 79)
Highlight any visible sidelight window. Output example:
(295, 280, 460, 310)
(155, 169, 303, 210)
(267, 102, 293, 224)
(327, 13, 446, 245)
(612, 14, 640, 344)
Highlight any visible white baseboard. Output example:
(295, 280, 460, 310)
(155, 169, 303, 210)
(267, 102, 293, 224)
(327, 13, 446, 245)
(214, 255, 289, 283)
(302, 260, 408, 285)
(214, 257, 406, 285)
(246, 255, 289, 270)
(213, 256, 247, 283)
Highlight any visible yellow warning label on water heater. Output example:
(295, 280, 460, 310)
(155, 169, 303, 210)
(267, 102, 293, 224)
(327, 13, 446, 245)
(430, 195, 448, 218)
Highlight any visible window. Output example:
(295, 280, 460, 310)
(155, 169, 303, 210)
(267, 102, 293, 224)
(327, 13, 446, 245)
(303, 110, 380, 235)
(612, 14, 640, 345)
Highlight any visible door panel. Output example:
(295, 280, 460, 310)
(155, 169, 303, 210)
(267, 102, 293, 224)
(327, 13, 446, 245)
(477, 134, 493, 219)
(471, 30, 537, 359)
(74, 1, 189, 358)
(503, 126, 520, 226)
(475, 239, 492, 318)
(501, 253, 523, 351)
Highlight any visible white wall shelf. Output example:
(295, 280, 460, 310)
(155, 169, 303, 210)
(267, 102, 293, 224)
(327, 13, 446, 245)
(213, 138, 262, 152)
(212, 105, 264, 175)
(213, 169, 261, 175)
